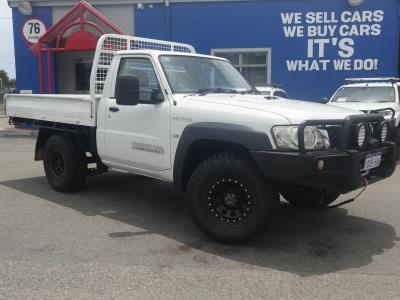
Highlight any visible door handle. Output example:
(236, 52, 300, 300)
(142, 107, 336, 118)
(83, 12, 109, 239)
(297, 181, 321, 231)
(109, 107, 119, 112)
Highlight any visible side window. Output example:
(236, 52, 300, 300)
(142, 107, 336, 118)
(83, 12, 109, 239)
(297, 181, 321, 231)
(117, 57, 160, 102)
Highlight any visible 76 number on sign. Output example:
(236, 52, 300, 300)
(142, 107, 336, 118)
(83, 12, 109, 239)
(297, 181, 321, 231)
(28, 22, 41, 34)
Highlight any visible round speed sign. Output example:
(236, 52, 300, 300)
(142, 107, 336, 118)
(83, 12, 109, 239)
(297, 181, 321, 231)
(21, 18, 46, 45)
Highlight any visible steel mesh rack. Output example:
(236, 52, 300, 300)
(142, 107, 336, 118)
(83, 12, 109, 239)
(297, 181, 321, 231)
(89, 34, 196, 118)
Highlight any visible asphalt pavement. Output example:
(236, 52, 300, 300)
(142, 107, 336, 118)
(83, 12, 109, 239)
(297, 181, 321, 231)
(0, 134, 399, 299)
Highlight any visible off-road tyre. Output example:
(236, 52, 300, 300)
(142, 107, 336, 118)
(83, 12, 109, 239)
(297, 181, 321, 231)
(43, 134, 87, 192)
(280, 186, 339, 209)
(187, 153, 279, 243)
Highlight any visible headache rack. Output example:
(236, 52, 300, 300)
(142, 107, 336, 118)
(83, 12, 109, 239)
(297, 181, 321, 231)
(298, 113, 391, 154)
(89, 34, 196, 119)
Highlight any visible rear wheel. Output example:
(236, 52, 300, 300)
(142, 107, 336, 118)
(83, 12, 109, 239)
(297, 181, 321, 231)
(280, 186, 339, 209)
(43, 134, 87, 192)
(187, 153, 279, 243)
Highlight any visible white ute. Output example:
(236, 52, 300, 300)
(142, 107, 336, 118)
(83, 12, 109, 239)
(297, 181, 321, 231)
(328, 78, 400, 156)
(5, 35, 397, 243)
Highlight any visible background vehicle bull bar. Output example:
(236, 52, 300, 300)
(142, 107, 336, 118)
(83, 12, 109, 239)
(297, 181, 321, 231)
(371, 107, 396, 118)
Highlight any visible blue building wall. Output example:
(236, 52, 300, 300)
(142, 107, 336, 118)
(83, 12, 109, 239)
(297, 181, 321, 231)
(12, 7, 52, 93)
(10, 0, 400, 100)
(135, 0, 400, 100)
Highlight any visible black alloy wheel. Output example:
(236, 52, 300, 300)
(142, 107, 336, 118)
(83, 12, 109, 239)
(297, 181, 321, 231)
(187, 153, 279, 243)
(43, 134, 87, 192)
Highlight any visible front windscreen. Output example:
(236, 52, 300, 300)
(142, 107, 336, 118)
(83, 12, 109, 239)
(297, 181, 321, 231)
(159, 55, 255, 94)
(331, 86, 395, 103)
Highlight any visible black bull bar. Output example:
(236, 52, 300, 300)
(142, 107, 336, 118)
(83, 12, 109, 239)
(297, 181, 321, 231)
(298, 108, 396, 154)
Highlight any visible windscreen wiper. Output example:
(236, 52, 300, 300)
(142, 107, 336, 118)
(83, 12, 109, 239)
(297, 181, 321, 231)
(196, 88, 240, 96)
(239, 90, 260, 95)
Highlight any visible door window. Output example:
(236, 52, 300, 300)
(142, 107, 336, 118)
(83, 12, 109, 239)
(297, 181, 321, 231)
(118, 57, 160, 102)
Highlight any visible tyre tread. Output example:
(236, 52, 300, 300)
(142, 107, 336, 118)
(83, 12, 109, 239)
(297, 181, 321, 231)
(187, 152, 278, 243)
(43, 134, 86, 193)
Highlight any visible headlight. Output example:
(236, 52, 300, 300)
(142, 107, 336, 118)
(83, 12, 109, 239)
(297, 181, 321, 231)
(356, 123, 367, 149)
(272, 126, 330, 150)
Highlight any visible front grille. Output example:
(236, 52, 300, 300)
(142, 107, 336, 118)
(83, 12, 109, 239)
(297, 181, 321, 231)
(326, 126, 342, 150)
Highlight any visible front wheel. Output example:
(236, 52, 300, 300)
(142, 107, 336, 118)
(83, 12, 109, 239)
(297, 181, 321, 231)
(280, 186, 339, 209)
(43, 134, 87, 192)
(187, 153, 279, 243)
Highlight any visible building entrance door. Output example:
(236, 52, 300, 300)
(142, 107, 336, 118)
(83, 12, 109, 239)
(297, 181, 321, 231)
(56, 52, 94, 94)
(73, 58, 92, 94)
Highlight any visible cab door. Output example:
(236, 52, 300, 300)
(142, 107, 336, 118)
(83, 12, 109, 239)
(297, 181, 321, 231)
(103, 56, 171, 172)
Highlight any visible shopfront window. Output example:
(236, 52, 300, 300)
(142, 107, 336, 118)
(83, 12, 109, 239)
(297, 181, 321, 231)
(211, 48, 271, 86)
(74, 62, 92, 93)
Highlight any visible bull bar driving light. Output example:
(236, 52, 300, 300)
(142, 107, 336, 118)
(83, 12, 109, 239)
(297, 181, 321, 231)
(356, 123, 367, 149)
(378, 121, 389, 143)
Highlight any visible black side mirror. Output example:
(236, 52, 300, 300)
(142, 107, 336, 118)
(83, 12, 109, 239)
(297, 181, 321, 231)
(320, 97, 329, 104)
(151, 89, 164, 103)
(115, 75, 140, 106)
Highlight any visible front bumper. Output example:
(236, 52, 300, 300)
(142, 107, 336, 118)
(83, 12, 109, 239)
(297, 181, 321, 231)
(251, 142, 396, 194)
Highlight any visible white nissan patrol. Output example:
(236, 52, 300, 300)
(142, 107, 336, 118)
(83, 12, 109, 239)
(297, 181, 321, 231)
(5, 35, 397, 243)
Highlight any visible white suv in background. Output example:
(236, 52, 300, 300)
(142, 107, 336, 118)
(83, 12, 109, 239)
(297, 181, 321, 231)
(328, 78, 400, 155)
(256, 85, 288, 99)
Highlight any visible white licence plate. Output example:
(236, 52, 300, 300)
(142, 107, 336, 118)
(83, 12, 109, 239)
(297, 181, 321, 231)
(363, 153, 382, 171)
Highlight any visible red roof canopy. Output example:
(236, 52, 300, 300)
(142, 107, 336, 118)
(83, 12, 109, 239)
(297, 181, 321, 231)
(31, 0, 125, 52)
(31, 0, 126, 94)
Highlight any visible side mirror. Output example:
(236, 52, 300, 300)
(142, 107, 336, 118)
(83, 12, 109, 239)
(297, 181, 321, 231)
(151, 89, 164, 103)
(320, 97, 329, 104)
(115, 75, 140, 106)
